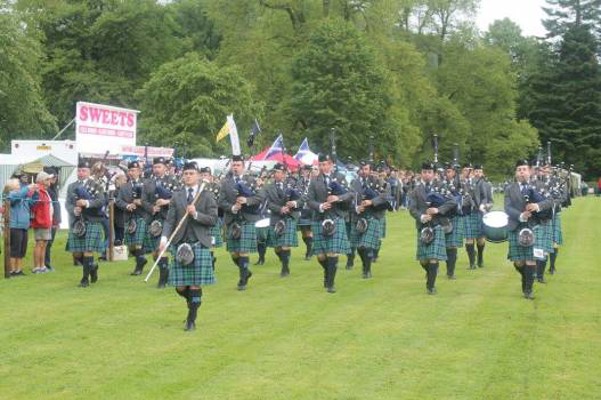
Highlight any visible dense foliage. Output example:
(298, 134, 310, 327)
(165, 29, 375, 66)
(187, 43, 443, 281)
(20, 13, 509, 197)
(1, 0, 599, 178)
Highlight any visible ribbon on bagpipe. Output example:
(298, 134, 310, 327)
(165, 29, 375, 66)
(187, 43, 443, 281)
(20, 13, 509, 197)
(361, 180, 390, 211)
(236, 178, 260, 214)
(524, 185, 553, 221)
(328, 179, 348, 196)
(284, 185, 301, 201)
(154, 179, 176, 200)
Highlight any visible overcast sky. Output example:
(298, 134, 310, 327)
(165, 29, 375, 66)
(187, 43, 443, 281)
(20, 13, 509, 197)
(476, 0, 547, 37)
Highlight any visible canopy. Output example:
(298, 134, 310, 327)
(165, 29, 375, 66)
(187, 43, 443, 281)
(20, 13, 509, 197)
(251, 147, 301, 171)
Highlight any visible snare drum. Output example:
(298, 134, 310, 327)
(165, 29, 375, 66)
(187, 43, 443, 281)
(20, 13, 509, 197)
(482, 211, 508, 243)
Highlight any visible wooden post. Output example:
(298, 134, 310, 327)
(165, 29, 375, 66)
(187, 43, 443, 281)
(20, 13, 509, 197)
(3, 199, 11, 278)
(108, 199, 114, 261)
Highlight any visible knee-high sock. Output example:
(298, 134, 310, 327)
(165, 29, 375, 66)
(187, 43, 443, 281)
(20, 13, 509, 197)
(426, 262, 438, 290)
(303, 237, 313, 256)
(280, 250, 290, 271)
(550, 249, 559, 270)
(536, 258, 548, 280)
(187, 288, 202, 324)
(477, 243, 485, 265)
(238, 256, 250, 284)
(446, 248, 457, 276)
(326, 256, 338, 288)
(318, 258, 328, 286)
(257, 243, 266, 261)
(465, 243, 475, 266)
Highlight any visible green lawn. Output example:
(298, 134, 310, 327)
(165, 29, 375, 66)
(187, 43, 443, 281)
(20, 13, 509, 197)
(1, 197, 600, 399)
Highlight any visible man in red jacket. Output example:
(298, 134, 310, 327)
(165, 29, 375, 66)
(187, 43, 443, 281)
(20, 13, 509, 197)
(30, 171, 54, 274)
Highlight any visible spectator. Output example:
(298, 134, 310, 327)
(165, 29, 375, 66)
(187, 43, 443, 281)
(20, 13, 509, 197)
(4, 178, 33, 276)
(30, 171, 54, 274)
(44, 167, 61, 271)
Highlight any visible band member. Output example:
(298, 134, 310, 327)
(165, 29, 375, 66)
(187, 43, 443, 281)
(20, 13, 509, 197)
(547, 163, 568, 274)
(115, 161, 149, 275)
(505, 160, 553, 299)
(306, 154, 353, 293)
(254, 172, 269, 266)
(159, 161, 217, 331)
(439, 163, 464, 279)
(297, 165, 315, 260)
(532, 163, 556, 283)
(264, 163, 303, 277)
(200, 167, 222, 271)
(65, 160, 107, 287)
(141, 157, 181, 288)
(349, 161, 390, 279)
(408, 161, 457, 295)
(218, 155, 265, 290)
(471, 164, 493, 268)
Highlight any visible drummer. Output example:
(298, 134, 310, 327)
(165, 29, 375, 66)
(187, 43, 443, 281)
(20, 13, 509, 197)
(218, 155, 265, 291)
(505, 159, 553, 300)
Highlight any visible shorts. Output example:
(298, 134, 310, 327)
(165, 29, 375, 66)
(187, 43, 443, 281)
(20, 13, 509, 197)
(10, 228, 28, 258)
(34, 228, 51, 241)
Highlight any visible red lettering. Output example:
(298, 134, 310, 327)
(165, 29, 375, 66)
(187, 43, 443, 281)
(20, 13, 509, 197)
(102, 110, 110, 124)
(79, 105, 89, 121)
(90, 107, 102, 123)
(111, 111, 118, 125)
(127, 113, 134, 127)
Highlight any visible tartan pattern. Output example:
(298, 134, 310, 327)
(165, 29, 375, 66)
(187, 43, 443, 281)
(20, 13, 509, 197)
(67, 222, 105, 253)
(552, 212, 563, 245)
(124, 217, 147, 247)
(256, 226, 269, 243)
(350, 217, 382, 249)
(210, 219, 224, 248)
(507, 229, 535, 261)
(226, 222, 257, 253)
(267, 218, 299, 248)
(142, 231, 160, 253)
(461, 213, 483, 239)
(535, 220, 554, 254)
(444, 217, 464, 248)
(298, 209, 313, 227)
(311, 218, 351, 256)
(416, 225, 447, 261)
(168, 243, 215, 286)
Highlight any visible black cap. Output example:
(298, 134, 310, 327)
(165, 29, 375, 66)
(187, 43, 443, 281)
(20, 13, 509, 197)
(232, 154, 244, 162)
(272, 163, 286, 171)
(421, 161, 435, 171)
(128, 161, 141, 169)
(473, 163, 483, 170)
(78, 159, 91, 169)
(444, 162, 453, 170)
(200, 166, 211, 174)
(515, 159, 530, 168)
(182, 161, 199, 171)
(302, 164, 313, 171)
(462, 162, 472, 169)
(318, 153, 332, 163)
(359, 160, 372, 167)
(153, 157, 166, 165)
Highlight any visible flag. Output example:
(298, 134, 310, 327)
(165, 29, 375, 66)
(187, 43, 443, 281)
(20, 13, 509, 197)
(265, 134, 284, 159)
(293, 138, 310, 160)
(227, 114, 241, 155)
(247, 118, 261, 147)
(215, 115, 231, 142)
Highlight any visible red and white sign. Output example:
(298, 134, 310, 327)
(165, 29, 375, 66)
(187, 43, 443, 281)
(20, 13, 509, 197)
(76, 101, 138, 154)
(121, 145, 174, 158)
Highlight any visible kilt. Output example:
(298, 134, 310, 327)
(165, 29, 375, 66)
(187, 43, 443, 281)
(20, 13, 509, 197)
(507, 229, 536, 261)
(210, 219, 224, 248)
(124, 217, 147, 247)
(416, 225, 447, 261)
(444, 217, 464, 248)
(552, 212, 563, 245)
(168, 242, 215, 286)
(461, 213, 483, 239)
(350, 217, 382, 250)
(311, 218, 351, 256)
(298, 209, 313, 228)
(66, 222, 105, 253)
(535, 221, 554, 254)
(226, 222, 257, 253)
(142, 230, 160, 253)
(256, 225, 269, 243)
(267, 219, 299, 248)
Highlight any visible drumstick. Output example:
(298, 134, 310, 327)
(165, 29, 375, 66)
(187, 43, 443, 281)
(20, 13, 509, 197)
(144, 180, 208, 282)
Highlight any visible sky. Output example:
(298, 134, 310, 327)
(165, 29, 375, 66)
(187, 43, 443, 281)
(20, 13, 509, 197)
(476, 0, 548, 37)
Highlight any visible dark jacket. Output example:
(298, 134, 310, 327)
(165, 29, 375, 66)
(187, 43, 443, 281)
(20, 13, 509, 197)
(263, 180, 305, 225)
(504, 182, 553, 232)
(408, 182, 458, 230)
(349, 175, 390, 221)
(307, 172, 354, 221)
(218, 174, 266, 224)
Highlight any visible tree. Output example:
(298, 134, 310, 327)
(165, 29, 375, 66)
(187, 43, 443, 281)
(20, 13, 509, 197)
(136, 52, 262, 157)
(0, 4, 56, 148)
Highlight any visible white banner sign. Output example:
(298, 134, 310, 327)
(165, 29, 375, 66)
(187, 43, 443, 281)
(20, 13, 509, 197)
(121, 145, 174, 158)
(76, 101, 139, 155)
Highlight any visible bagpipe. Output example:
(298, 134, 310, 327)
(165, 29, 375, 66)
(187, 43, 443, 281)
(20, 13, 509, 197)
(425, 184, 456, 234)
(154, 178, 178, 201)
(327, 177, 349, 196)
(235, 176, 261, 214)
(359, 179, 390, 212)
(72, 179, 105, 237)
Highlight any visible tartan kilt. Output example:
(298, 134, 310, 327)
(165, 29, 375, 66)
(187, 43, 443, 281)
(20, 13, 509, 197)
(210, 219, 224, 248)
(168, 243, 215, 286)
(226, 222, 257, 253)
(142, 231, 160, 253)
(66, 222, 105, 253)
(552, 213, 563, 245)
(535, 221, 554, 254)
(256, 225, 269, 243)
(350, 218, 382, 250)
(507, 229, 535, 261)
(416, 225, 447, 261)
(311, 218, 351, 256)
(445, 217, 464, 248)
(267, 219, 299, 248)
(298, 209, 313, 228)
(461, 213, 483, 239)
(124, 217, 147, 247)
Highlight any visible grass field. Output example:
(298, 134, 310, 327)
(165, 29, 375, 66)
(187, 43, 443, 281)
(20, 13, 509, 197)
(1, 197, 600, 399)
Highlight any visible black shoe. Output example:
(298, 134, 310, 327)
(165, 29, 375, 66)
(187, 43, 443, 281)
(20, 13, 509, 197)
(12, 270, 25, 277)
(372, 257, 378, 263)
(254, 259, 265, 266)
(537, 278, 546, 284)
(280, 268, 290, 278)
(326, 286, 336, 293)
(478, 262, 484, 268)
(237, 283, 247, 291)
(469, 264, 477, 270)
(549, 268, 555, 275)
(447, 274, 456, 280)
(79, 279, 90, 288)
(427, 287, 437, 295)
(523, 291, 535, 300)
(130, 270, 142, 276)
(184, 321, 196, 331)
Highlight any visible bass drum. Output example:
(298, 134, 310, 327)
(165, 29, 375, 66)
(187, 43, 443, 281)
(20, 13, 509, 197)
(482, 211, 508, 243)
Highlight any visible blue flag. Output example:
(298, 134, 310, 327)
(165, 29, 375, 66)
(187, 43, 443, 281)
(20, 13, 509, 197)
(265, 134, 284, 159)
